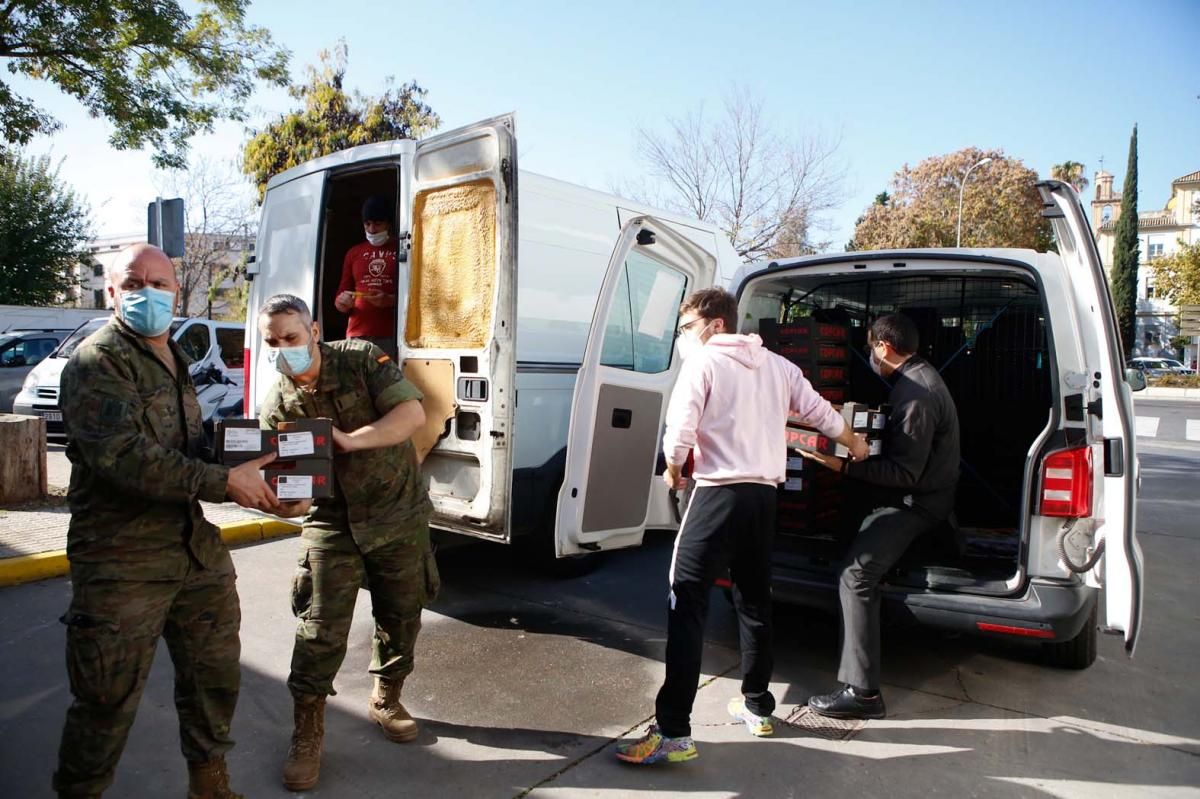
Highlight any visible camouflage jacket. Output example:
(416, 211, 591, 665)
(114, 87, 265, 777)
(259, 340, 431, 552)
(61, 318, 231, 580)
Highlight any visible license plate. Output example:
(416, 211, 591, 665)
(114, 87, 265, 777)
(41, 411, 62, 422)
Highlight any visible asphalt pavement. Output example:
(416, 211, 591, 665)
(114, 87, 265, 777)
(0, 398, 1196, 797)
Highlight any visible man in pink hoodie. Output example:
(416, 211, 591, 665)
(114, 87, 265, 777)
(616, 288, 867, 765)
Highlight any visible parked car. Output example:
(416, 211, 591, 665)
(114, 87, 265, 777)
(0, 329, 73, 413)
(1128, 357, 1194, 377)
(12, 316, 245, 436)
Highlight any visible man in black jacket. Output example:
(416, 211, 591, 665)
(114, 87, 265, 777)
(804, 313, 960, 720)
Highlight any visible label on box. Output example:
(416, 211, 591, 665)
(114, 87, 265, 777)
(224, 427, 261, 452)
(276, 475, 313, 500)
(783, 476, 803, 492)
(278, 432, 315, 458)
(869, 439, 883, 456)
(853, 411, 868, 428)
(786, 456, 805, 471)
(872, 413, 886, 430)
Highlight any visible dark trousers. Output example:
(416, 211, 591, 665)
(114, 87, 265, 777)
(655, 483, 776, 738)
(837, 505, 937, 691)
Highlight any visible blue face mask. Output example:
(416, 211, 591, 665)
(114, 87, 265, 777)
(270, 340, 314, 376)
(120, 286, 175, 337)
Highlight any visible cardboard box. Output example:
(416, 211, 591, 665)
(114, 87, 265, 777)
(818, 385, 848, 404)
(218, 418, 334, 464)
(776, 319, 848, 343)
(779, 341, 849, 365)
(784, 425, 835, 455)
(263, 459, 335, 499)
(805, 363, 850, 387)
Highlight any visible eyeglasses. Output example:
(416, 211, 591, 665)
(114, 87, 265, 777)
(675, 317, 705, 338)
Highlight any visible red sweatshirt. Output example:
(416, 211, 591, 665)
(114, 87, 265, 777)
(337, 238, 398, 338)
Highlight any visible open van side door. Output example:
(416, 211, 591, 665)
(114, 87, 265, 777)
(1038, 180, 1143, 653)
(405, 114, 517, 540)
(555, 217, 716, 557)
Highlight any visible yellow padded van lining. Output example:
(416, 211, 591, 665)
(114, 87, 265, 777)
(406, 181, 496, 349)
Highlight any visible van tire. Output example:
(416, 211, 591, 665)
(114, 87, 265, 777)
(1042, 603, 1097, 670)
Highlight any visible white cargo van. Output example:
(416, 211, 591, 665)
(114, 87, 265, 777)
(244, 114, 741, 563)
(730, 181, 1143, 667)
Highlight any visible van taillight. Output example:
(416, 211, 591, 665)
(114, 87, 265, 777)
(243, 348, 251, 419)
(1039, 447, 1092, 518)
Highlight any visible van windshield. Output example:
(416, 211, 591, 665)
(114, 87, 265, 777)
(54, 318, 110, 358)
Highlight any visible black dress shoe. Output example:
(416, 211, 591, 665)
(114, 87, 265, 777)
(807, 685, 886, 720)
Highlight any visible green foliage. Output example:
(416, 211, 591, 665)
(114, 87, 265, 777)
(0, 150, 92, 305)
(1050, 161, 1089, 194)
(850, 148, 1052, 251)
(0, 1, 290, 169)
(243, 42, 440, 199)
(1153, 240, 1200, 306)
(1110, 126, 1139, 360)
(1169, 335, 1191, 352)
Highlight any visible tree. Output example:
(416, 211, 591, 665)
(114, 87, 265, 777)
(1110, 126, 1139, 359)
(243, 42, 440, 198)
(157, 157, 255, 317)
(850, 148, 1052, 251)
(631, 89, 843, 261)
(0, 150, 91, 305)
(1153, 240, 1200, 306)
(846, 191, 890, 251)
(0, 1, 289, 169)
(1051, 161, 1090, 194)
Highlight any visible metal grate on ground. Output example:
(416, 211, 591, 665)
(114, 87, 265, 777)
(781, 705, 867, 741)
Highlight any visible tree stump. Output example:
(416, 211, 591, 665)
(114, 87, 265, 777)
(0, 415, 47, 504)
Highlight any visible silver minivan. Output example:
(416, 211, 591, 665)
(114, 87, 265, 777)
(730, 181, 1142, 668)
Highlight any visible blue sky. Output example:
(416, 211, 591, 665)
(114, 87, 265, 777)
(14, 0, 1200, 251)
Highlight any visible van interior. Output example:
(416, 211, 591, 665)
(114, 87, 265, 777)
(743, 270, 1053, 596)
(315, 166, 402, 347)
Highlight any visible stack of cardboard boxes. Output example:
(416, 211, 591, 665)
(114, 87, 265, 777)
(218, 418, 335, 500)
(760, 317, 851, 405)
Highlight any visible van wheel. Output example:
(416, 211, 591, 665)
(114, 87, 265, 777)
(1042, 603, 1097, 670)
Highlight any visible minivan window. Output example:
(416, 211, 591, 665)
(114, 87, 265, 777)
(598, 252, 687, 374)
(177, 323, 212, 363)
(215, 327, 244, 368)
(1, 338, 57, 367)
(55, 318, 109, 358)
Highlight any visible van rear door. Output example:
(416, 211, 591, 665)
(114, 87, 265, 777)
(1038, 180, 1143, 653)
(405, 114, 517, 540)
(555, 217, 716, 557)
(246, 170, 327, 414)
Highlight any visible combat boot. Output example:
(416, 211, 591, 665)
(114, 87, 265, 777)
(369, 676, 418, 742)
(282, 692, 325, 791)
(187, 755, 243, 799)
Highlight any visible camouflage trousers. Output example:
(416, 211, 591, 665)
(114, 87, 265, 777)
(53, 556, 241, 797)
(288, 524, 440, 697)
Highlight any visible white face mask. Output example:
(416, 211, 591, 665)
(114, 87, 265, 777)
(676, 320, 713, 361)
(365, 229, 389, 246)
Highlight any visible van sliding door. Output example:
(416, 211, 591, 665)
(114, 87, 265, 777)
(556, 217, 716, 557)
(406, 115, 517, 540)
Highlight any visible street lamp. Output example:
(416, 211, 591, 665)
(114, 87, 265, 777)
(956, 157, 993, 247)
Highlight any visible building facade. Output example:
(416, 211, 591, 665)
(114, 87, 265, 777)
(68, 232, 252, 320)
(1092, 168, 1200, 366)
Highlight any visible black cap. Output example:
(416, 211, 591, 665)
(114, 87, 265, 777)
(361, 195, 392, 224)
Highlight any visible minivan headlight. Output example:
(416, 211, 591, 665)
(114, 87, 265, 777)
(22, 372, 38, 391)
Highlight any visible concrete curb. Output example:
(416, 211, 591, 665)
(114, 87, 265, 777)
(0, 517, 300, 588)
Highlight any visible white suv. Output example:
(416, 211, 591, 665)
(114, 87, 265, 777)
(12, 316, 245, 437)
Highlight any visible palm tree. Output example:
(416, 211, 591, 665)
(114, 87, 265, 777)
(1051, 161, 1090, 194)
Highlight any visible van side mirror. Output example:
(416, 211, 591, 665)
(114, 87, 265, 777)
(1124, 367, 1147, 392)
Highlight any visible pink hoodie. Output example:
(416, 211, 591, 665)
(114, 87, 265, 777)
(663, 333, 846, 487)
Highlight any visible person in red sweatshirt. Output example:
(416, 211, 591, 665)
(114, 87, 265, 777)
(335, 195, 399, 357)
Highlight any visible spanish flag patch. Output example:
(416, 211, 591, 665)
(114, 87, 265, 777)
(377, 354, 391, 363)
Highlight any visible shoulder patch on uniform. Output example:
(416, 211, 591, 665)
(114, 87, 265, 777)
(377, 354, 391, 363)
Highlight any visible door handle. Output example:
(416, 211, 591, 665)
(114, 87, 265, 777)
(611, 408, 632, 429)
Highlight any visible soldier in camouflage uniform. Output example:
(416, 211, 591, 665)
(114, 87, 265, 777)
(53, 244, 280, 799)
(256, 294, 438, 793)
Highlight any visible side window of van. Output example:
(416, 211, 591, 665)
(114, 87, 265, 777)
(215, 327, 244, 369)
(177, 323, 212, 363)
(599, 252, 687, 374)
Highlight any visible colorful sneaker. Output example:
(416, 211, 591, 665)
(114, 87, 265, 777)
(727, 697, 774, 737)
(614, 724, 698, 764)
